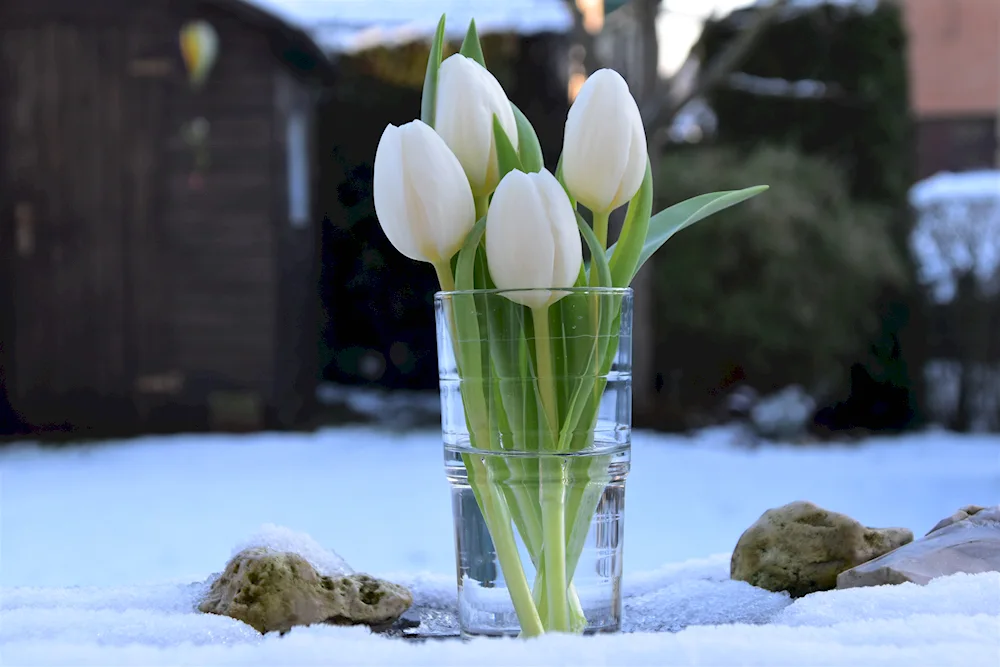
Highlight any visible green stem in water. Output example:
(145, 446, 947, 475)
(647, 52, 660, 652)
(441, 256, 544, 635)
(531, 305, 570, 631)
(540, 457, 569, 632)
(467, 455, 546, 637)
(531, 306, 559, 440)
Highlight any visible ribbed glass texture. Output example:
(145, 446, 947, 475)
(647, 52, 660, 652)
(436, 288, 632, 637)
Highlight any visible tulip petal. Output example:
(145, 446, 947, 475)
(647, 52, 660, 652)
(401, 122, 477, 262)
(373, 120, 476, 265)
(609, 99, 648, 211)
(533, 170, 582, 290)
(436, 55, 518, 196)
(374, 124, 426, 263)
(486, 170, 556, 308)
(562, 69, 641, 214)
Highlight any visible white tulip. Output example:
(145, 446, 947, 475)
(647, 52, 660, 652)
(561, 69, 647, 214)
(486, 169, 583, 309)
(435, 54, 519, 197)
(373, 120, 476, 266)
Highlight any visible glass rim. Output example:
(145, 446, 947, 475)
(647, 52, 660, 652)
(435, 286, 633, 298)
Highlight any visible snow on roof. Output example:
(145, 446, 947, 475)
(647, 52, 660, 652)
(241, 0, 573, 54)
(910, 170, 1000, 208)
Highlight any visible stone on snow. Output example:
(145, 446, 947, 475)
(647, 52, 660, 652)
(838, 505, 1000, 590)
(198, 547, 412, 634)
(731, 500, 912, 598)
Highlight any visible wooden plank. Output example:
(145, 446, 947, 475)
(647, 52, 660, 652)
(163, 149, 274, 175)
(1, 30, 43, 405)
(162, 208, 270, 229)
(40, 24, 68, 395)
(165, 170, 271, 195)
(125, 19, 173, 397)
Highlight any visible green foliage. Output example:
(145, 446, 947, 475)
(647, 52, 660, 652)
(698, 1, 924, 424)
(700, 2, 914, 204)
(652, 145, 906, 406)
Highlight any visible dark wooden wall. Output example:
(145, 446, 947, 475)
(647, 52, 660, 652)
(0, 0, 322, 432)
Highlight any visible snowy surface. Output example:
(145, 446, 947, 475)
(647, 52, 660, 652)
(2, 426, 999, 664)
(910, 170, 1000, 303)
(240, 0, 572, 54)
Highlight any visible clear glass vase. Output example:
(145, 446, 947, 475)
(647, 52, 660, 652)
(436, 287, 632, 637)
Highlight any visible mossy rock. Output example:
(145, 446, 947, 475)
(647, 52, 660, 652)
(731, 501, 912, 598)
(198, 547, 412, 634)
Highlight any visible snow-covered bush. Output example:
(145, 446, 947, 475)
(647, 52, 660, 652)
(910, 170, 1000, 431)
(910, 170, 1000, 303)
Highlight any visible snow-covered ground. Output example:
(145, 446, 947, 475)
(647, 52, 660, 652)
(1, 426, 998, 665)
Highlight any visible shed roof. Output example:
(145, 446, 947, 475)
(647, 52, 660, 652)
(239, 0, 573, 54)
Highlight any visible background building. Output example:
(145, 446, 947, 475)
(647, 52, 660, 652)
(903, 0, 1000, 177)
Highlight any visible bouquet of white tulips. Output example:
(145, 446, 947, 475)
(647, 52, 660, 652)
(373, 16, 766, 636)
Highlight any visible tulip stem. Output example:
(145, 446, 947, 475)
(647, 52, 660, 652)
(475, 196, 490, 221)
(593, 211, 610, 250)
(589, 211, 611, 288)
(530, 307, 559, 441)
(433, 261, 456, 292)
(531, 305, 571, 632)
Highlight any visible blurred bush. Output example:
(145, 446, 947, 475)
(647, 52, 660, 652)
(695, 0, 924, 431)
(650, 145, 907, 427)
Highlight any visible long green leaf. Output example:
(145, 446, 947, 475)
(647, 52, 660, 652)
(608, 159, 653, 288)
(608, 186, 768, 281)
(511, 103, 544, 173)
(551, 213, 614, 452)
(455, 215, 486, 291)
(459, 19, 486, 66)
(493, 115, 522, 182)
(577, 213, 611, 289)
(420, 15, 447, 127)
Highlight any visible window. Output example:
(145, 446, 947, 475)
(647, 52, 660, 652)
(286, 109, 310, 228)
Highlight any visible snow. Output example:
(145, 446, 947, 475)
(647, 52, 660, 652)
(1, 426, 999, 664)
(911, 170, 1000, 207)
(727, 72, 835, 98)
(233, 524, 353, 576)
(239, 0, 573, 54)
(910, 170, 1000, 303)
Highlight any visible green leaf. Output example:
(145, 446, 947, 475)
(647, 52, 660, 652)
(493, 115, 522, 182)
(511, 104, 544, 173)
(609, 185, 769, 280)
(420, 15, 447, 128)
(459, 19, 486, 67)
(608, 159, 653, 288)
(551, 214, 616, 453)
(455, 214, 487, 292)
(576, 213, 612, 289)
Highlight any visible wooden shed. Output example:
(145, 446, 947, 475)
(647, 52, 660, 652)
(0, 0, 333, 433)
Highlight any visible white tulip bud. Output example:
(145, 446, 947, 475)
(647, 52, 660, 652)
(373, 120, 476, 266)
(561, 69, 647, 214)
(435, 54, 519, 197)
(485, 169, 583, 309)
